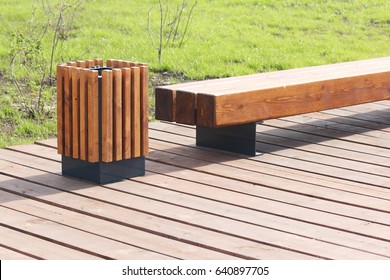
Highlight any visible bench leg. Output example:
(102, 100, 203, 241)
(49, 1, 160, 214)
(196, 122, 261, 156)
(62, 156, 145, 184)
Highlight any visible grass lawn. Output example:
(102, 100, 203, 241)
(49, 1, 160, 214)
(0, 0, 389, 147)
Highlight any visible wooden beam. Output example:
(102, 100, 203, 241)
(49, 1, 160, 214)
(175, 90, 197, 125)
(155, 88, 176, 122)
(197, 71, 390, 127)
(155, 57, 390, 128)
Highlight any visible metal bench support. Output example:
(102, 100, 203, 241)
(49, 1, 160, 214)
(196, 122, 261, 156)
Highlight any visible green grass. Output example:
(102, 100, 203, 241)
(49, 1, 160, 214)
(0, 0, 389, 147)
(0, 91, 56, 148)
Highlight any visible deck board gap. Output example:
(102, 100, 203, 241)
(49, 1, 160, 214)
(145, 153, 390, 215)
(261, 123, 390, 158)
(0, 202, 180, 260)
(0, 243, 43, 260)
(0, 220, 112, 260)
(0, 179, 263, 260)
(5, 147, 61, 163)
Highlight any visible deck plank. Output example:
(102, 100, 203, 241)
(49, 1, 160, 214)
(0, 245, 36, 260)
(0, 190, 231, 260)
(0, 161, 321, 259)
(0, 193, 171, 260)
(0, 223, 100, 260)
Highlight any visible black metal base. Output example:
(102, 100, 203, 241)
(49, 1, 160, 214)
(196, 122, 261, 156)
(62, 156, 145, 184)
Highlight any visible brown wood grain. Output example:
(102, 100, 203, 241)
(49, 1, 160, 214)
(94, 58, 103, 67)
(0, 218, 98, 259)
(101, 70, 113, 163)
(76, 60, 87, 68)
(176, 90, 197, 125)
(0, 190, 188, 260)
(56, 65, 64, 155)
(140, 65, 149, 156)
(113, 69, 123, 161)
(86, 60, 95, 68)
(155, 88, 176, 121)
(155, 57, 390, 127)
(106, 59, 113, 67)
(63, 66, 72, 156)
(198, 71, 390, 127)
(79, 69, 89, 161)
(71, 67, 80, 159)
(87, 70, 99, 162)
(131, 67, 141, 157)
(122, 68, 132, 159)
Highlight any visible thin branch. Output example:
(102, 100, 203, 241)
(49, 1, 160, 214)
(179, 0, 198, 47)
(147, 8, 158, 50)
(172, 0, 186, 44)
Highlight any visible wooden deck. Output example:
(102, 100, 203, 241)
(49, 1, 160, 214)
(1, 101, 390, 260)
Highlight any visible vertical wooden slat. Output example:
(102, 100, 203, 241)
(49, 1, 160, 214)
(56, 65, 64, 155)
(86, 60, 95, 68)
(101, 70, 113, 163)
(79, 69, 88, 161)
(123, 61, 132, 67)
(122, 68, 131, 159)
(115, 60, 124, 68)
(131, 67, 141, 158)
(67, 61, 76, 66)
(63, 66, 72, 156)
(111, 60, 119, 68)
(76, 60, 87, 68)
(87, 70, 99, 163)
(113, 69, 123, 161)
(140, 65, 149, 156)
(120, 60, 128, 68)
(71, 67, 80, 159)
(106, 59, 113, 67)
(94, 58, 103, 67)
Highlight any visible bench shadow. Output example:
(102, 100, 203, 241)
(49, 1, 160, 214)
(256, 108, 390, 153)
(148, 107, 390, 173)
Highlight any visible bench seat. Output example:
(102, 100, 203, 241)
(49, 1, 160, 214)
(155, 57, 390, 155)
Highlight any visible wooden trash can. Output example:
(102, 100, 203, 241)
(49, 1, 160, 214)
(56, 59, 148, 184)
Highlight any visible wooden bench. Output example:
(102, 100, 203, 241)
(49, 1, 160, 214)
(155, 57, 390, 156)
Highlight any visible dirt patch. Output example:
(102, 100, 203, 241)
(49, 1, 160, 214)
(0, 120, 15, 137)
(149, 70, 193, 88)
